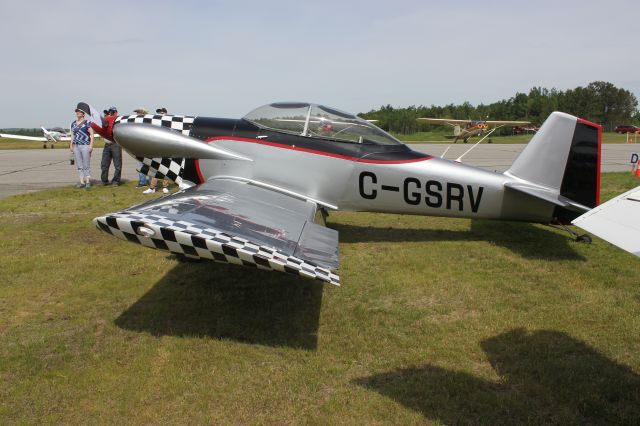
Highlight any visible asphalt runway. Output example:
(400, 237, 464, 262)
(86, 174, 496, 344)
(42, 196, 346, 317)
(0, 148, 140, 199)
(0, 144, 638, 200)
(411, 143, 639, 173)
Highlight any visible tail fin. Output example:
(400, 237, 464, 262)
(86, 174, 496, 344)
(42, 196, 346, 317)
(505, 112, 601, 222)
(41, 126, 53, 141)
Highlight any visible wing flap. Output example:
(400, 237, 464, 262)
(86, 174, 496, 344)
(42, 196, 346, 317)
(294, 221, 339, 270)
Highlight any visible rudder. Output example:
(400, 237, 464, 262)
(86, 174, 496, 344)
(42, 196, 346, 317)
(506, 112, 601, 222)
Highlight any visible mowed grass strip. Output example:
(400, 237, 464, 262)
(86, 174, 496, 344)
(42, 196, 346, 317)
(1, 131, 634, 149)
(0, 138, 107, 150)
(1, 174, 639, 424)
(397, 131, 636, 144)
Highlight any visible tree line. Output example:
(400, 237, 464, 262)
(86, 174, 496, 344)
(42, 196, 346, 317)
(359, 81, 639, 134)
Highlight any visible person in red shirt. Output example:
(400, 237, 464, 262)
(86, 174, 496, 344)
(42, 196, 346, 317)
(99, 107, 122, 186)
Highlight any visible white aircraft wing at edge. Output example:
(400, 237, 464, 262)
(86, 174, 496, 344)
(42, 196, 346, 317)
(418, 118, 532, 126)
(0, 133, 47, 141)
(572, 186, 640, 257)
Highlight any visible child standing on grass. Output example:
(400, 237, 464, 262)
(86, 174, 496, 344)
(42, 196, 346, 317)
(70, 106, 94, 189)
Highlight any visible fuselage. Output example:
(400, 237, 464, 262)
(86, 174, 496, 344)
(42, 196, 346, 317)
(153, 116, 554, 224)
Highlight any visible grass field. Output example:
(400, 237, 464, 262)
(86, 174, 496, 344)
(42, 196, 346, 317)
(0, 138, 107, 150)
(1, 132, 636, 150)
(1, 173, 639, 424)
(395, 131, 637, 144)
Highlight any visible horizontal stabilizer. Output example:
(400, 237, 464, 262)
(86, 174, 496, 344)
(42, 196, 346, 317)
(572, 186, 640, 257)
(504, 182, 590, 212)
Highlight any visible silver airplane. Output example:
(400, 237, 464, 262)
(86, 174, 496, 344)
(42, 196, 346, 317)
(93, 102, 613, 286)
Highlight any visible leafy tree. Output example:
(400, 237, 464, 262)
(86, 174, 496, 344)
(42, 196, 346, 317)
(359, 81, 639, 134)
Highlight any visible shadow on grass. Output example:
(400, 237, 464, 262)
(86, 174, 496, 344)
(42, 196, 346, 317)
(115, 259, 324, 350)
(333, 220, 584, 261)
(355, 329, 640, 425)
(469, 220, 584, 261)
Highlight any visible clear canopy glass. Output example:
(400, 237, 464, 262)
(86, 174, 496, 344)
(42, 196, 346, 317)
(243, 102, 400, 145)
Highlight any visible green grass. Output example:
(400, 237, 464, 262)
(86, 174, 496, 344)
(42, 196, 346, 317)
(1, 174, 640, 424)
(0, 137, 106, 150)
(395, 131, 636, 144)
(1, 132, 635, 150)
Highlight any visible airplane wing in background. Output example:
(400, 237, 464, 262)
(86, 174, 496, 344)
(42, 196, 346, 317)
(484, 120, 532, 126)
(0, 133, 47, 141)
(418, 118, 532, 126)
(572, 186, 640, 257)
(94, 178, 340, 285)
(417, 118, 471, 126)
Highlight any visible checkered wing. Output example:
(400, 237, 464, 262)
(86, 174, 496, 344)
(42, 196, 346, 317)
(93, 179, 340, 285)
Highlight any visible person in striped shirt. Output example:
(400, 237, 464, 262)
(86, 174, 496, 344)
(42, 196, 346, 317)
(70, 107, 94, 188)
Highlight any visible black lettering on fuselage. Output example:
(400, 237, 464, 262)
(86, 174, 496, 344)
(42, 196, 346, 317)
(425, 180, 443, 208)
(403, 178, 421, 205)
(359, 171, 377, 199)
(361, 172, 484, 213)
(446, 182, 464, 211)
(468, 185, 484, 213)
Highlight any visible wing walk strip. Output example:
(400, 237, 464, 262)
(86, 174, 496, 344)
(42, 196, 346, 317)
(93, 212, 340, 286)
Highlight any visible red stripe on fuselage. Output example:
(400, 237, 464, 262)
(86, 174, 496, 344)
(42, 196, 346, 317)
(195, 158, 205, 184)
(576, 117, 602, 205)
(203, 136, 432, 164)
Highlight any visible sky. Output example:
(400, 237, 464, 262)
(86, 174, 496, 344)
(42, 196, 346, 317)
(1, 0, 639, 127)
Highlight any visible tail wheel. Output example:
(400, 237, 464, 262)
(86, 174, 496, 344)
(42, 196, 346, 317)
(576, 234, 592, 244)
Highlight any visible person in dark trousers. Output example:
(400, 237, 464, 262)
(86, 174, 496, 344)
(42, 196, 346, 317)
(100, 106, 122, 186)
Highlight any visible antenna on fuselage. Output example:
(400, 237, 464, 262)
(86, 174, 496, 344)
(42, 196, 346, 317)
(454, 126, 501, 163)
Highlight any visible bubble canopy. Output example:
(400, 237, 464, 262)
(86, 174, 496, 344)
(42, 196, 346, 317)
(243, 102, 401, 145)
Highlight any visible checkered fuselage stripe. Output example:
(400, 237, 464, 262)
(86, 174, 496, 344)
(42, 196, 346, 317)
(115, 114, 195, 136)
(93, 213, 340, 286)
(137, 157, 185, 185)
(115, 114, 194, 185)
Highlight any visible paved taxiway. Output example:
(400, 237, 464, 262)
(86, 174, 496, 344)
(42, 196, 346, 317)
(0, 148, 139, 199)
(0, 144, 637, 200)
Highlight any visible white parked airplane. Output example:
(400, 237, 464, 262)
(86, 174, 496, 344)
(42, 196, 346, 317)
(0, 126, 101, 148)
(0, 127, 71, 149)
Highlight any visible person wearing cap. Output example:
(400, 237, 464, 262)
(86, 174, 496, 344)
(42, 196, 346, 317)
(133, 108, 149, 187)
(143, 108, 171, 195)
(70, 105, 94, 188)
(100, 107, 122, 186)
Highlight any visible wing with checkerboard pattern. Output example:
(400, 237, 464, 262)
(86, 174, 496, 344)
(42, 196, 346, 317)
(93, 178, 340, 285)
